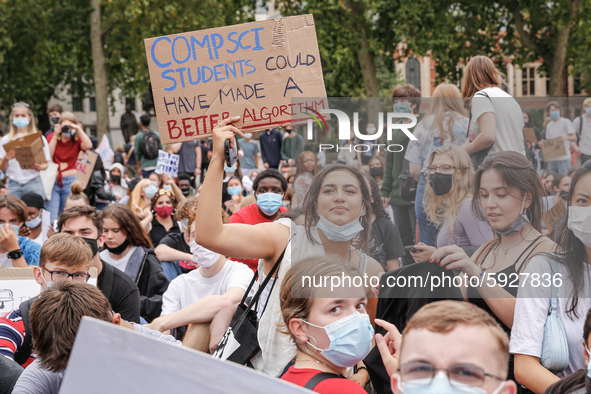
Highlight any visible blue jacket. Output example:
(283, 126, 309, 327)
(259, 128, 283, 167)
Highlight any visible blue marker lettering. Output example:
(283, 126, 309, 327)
(162, 69, 177, 91)
(172, 37, 190, 64)
(202, 66, 214, 83)
(225, 63, 237, 79)
(235, 60, 246, 77)
(238, 30, 252, 50)
(151, 37, 172, 68)
(188, 67, 201, 85)
(191, 35, 212, 61)
(250, 27, 264, 50)
(227, 32, 239, 54)
(245, 59, 256, 75)
(175, 67, 187, 88)
(213, 64, 226, 81)
(211, 33, 224, 59)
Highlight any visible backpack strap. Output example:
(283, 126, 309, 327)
(304, 372, 343, 390)
(14, 296, 37, 365)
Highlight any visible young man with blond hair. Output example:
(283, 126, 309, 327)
(376, 300, 516, 394)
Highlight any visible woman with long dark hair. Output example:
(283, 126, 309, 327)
(511, 166, 591, 393)
(100, 204, 169, 323)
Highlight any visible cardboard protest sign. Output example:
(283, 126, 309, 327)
(541, 137, 567, 160)
(60, 317, 309, 394)
(144, 15, 327, 144)
(0, 267, 98, 310)
(523, 127, 538, 144)
(76, 151, 98, 189)
(2, 132, 47, 169)
(155, 150, 179, 177)
(544, 199, 567, 233)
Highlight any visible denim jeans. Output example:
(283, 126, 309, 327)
(415, 174, 439, 246)
(7, 176, 45, 199)
(547, 159, 571, 175)
(46, 175, 77, 221)
(161, 261, 182, 281)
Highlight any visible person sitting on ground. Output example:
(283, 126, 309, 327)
(64, 181, 89, 210)
(100, 204, 170, 322)
(178, 173, 196, 198)
(18, 192, 54, 246)
(376, 300, 517, 394)
(147, 188, 180, 247)
(108, 163, 128, 201)
(224, 176, 246, 215)
(57, 206, 141, 323)
(0, 233, 96, 367)
(147, 209, 253, 351)
(11, 281, 180, 394)
(0, 194, 41, 267)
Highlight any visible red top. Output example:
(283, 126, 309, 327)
(228, 203, 287, 271)
(47, 132, 84, 172)
(0, 308, 34, 367)
(281, 367, 366, 394)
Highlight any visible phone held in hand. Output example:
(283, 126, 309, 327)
(404, 245, 419, 254)
(225, 138, 238, 167)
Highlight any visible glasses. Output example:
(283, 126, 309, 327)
(13, 102, 30, 108)
(427, 165, 456, 174)
(399, 362, 504, 388)
(43, 268, 90, 283)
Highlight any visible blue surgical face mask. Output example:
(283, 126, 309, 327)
(152, 181, 159, 188)
(586, 107, 591, 116)
(62, 129, 76, 138)
(224, 165, 237, 173)
(550, 110, 560, 120)
(316, 207, 364, 242)
(25, 216, 42, 229)
(256, 192, 283, 216)
(398, 371, 505, 394)
(393, 102, 411, 114)
(10, 224, 21, 234)
(303, 312, 374, 368)
(12, 118, 30, 129)
(145, 185, 158, 199)
(163, 185, 172, 191)
(227, 186, 243, 196)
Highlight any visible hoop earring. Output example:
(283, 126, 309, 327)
(304, 335, 320, 356)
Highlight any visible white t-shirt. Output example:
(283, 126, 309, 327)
(469, 87, 525, 156)
(0, 133, 51, 185)
(99, 246, 138, 273)
(31, 210, 52, 246)
(510, 254, 591, 378)
(160, 259, 254, 316)
(545, 117, 575, 162)
(573, 115, 591, 156)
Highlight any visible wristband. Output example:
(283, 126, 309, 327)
(7, 249, 23, 260)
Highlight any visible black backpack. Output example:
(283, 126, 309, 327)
(141, 130, 159, 160)
(399, 159, 418, 202)
(14, 296, 37, 365)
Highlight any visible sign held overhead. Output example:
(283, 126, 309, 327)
(144, 15, 327, 144)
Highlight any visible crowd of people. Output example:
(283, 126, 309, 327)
(0, 54, 591, 394)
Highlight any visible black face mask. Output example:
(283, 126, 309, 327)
(82, 237, 99, 257)
(429, 172, 454, 196)
(111, 175, 121, 184)
(370, 166, 383, 178)
(106, 238, 130, 255)
(559, 190, 569, 199)
(181, 188, 190, 196)
(51, 117, 60, 124)
(285, 128, 292, 134)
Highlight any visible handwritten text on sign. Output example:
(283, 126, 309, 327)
(144, 15, 327, 144)
(155, 150, 179, 178)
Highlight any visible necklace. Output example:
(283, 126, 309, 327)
(498, 225, 535, 258)
(348, 245, 352, 264)
(295, 358, 342, 376)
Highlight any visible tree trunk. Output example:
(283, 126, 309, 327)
(548, 26, 570, 97)
(90, 0, 109, 139)
(357, 32, 380, 125)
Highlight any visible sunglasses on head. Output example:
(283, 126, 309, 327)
(13, 102, 30, 108)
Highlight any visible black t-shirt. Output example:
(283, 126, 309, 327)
(97, 261, 141, 323)
(160, 232, 190, 253)
(150, 218, 180, 247)
(0, 356, 23, 394)
(369, 216, 405, 270)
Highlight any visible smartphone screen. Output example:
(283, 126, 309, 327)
(225, 138, 238, 167)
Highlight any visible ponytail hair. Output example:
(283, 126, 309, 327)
(66, 181, 89, 205)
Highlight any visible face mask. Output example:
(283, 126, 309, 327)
(181, 217, 189, 231)
(370, 166, 383, 178)
(559, 190, 569, 199)
(244, 133, 253, 139)
(81, 237, 99, 257)
(189, 241, 220, 268)
(550, 110, 560, 120)
(317, 208, 364, 242)
(163, 185, 172, 191)
(25, 216, 42, 229)
(285, 128, 292, 134)
(303, 312, 374, 368)
(7, 223, 21, 234)
(106, 238, 130, 255)
(586, 107, 591, 116)
(366, 127, 377, 134)
(62, 129, 76, 138)
(398, 371, 505, 394)
(256, 192, 283, 216)
(41, 273, 56, 289)
(145, 185, 158, 199)
(12, 118, 30, 129)
(393, 102, 411, 114)
(152, 181, 159, 188)
(567, 206, 591, 248)
(224, 165, 237, 173)
(154, 205, 174, 218)
(491, 194, 530, 236)
(181, 188, 190, 196)
(51, 117, 60, 124)
(111, 175, 121, 184)
(228, 186, 243, 196)
(429, 172, 454, 196)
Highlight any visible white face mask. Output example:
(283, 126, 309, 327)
(189, 241, 220, 268)
(244, 133, 253, 139)
(397, 371, 505, 394)
(366, 127, 377, 134)
(567, 206, 591, 248)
